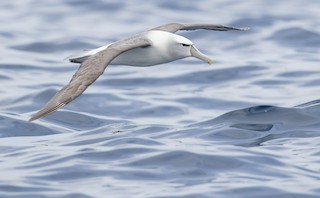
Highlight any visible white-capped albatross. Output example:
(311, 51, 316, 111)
(29, 23, 248, 121)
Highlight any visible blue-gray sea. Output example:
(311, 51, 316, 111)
(1, 0, 320, 197)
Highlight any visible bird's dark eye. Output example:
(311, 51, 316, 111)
(182, 44, 190, 47)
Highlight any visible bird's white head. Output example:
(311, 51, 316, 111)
(148, 31, 212, 65)
(169, 33, 213, 65)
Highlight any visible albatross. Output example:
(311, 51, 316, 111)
(29, 23, 248, 121)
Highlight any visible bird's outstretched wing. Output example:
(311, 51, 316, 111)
(151, 23, 249, 33)
(29, 35, 151, 121)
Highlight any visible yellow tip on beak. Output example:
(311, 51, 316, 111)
(190, 45, 213, 65)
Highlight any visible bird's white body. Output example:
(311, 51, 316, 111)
(69, 31, 194, 66)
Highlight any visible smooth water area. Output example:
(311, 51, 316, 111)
(0, 0, 320, 197)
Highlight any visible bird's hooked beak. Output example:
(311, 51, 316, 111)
(190, 45, 212, 65)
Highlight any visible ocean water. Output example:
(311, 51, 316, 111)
(1, 0, 320, 197)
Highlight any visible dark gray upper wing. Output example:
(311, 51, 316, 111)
(29, 35, 151, 121)
(150, 23, 249, 33)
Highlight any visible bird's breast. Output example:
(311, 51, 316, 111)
(110, 46, 176, 66)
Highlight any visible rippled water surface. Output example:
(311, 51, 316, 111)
(1, 0, 320, 197)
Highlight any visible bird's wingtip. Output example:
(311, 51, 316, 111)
(28, 112, 45, 122)
(28, 116, 37, 122)
(28, 103, 66, 122)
